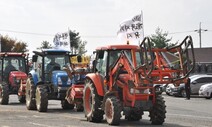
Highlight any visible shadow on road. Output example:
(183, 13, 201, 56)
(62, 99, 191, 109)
(8, 102, 26, 106)
(79, 119, 188, 127)
(46, 108, 83, 114)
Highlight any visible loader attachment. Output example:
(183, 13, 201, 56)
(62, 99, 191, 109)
(135, 37, 154, 79)
(149, 36, 195, 85)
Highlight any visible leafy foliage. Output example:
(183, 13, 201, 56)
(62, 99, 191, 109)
(69, 30, 80, 53)
(37, 41, 52, 49)
(150, 27, 177, 48)
(0, 35, 28, 52)
(13, 42, 28, 52)
(69, 30, 87, 55)
(78, 41, 87, 55)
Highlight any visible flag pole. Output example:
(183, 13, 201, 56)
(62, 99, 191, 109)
(141, 10, 144, 38)
(139, 10, 144, 45)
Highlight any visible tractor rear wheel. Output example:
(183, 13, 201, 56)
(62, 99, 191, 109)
(149, 95, 166, 125)
(83, 79, 104, 122)
(36, 85, 48, 112)
(0, 83, 9, 105)
(26, 77, 36, 110)
(61, 100, 75, 110)
(105, 96, 122, 125)
(18, 95, 26, 103)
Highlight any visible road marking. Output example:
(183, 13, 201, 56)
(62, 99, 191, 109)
(168, 113, 212, 120)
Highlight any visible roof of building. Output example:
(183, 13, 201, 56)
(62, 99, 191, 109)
(189, 47, 212, 63)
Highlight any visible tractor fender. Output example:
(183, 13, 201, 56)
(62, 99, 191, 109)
(86, 73, 105, 96)
(28, 70, 39, 86)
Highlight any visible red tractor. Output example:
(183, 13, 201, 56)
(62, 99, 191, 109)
(0, 52, 29, 104)
(64, 55, 89, 112)
(83, 36, 195, 125)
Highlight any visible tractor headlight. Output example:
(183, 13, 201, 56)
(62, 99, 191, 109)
(130, 88, 149, 94)
(67, 78, 71, 85)
(58, 77, 62, 85)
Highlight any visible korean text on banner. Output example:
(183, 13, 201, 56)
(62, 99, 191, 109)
(53, 32, 70, 50)
(117, 14, 144, 43)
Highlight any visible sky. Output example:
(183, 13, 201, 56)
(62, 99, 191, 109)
(0, 0, 212, 56)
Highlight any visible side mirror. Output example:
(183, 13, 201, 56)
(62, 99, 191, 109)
(32, 55, 38, 62)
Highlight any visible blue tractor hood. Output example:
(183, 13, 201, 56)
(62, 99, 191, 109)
(51, 70, 71, 87)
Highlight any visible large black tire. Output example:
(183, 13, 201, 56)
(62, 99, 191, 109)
(26, 77, 36, 110)
(105, 96, 122, 125)
(180, 89, 186, 98)
(205, 93, 212, 99)
(149, 95, 166, 125)
(36, 85, 48, 112)
(125, 108, 143, 121)
(0, 83, 9, 105)
(76, 103, 84, 112)
(61, 100, 75, 110)
(83, 79, 104, 122)
(18, 95, 26, 103)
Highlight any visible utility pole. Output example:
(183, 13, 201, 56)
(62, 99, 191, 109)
(0, 34, 1, 52)
(194, 22, 208, 48)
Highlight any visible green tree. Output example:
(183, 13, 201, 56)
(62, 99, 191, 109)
(69, 30, 87, 55)
(0, 35, 28, 52)
(78, 41, 87, 55)
(37, 41, 52, 49)
(150, 27, 177, 48)
(69, 30, 80, 53)
(13, 42, 28, 52)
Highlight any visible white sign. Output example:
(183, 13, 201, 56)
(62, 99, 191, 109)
(117, 14, 144, 43)
(53, 32, 70, 50)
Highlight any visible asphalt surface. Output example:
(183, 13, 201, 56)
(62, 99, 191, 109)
(0, 94, 212, 127)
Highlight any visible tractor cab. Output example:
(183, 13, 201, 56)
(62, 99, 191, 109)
(0, 52, 29, 104)
(31, 49, 71, 83)
(26, 49, 74, 112)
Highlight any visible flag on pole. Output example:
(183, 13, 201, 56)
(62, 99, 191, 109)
(117, 13, 144, 44)
(53, 32, 70, 50)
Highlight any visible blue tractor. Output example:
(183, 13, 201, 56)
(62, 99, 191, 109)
(25, 49, 74, 112)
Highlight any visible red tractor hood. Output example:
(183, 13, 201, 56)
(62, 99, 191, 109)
(9, 71, 27, 86)
(9, 71, 27, 78)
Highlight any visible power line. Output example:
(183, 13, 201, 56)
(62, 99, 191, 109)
(169, 30, 195, 34)
(0, 29, 54, 36)
(0, 28, 116, 38)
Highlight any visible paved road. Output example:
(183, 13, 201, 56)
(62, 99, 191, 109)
(0, 94, 212, 127)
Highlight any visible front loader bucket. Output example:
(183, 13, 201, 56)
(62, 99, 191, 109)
(149, 36, 195, 84)
(168, 35, 195, 82)
(136, 37, 155, 79)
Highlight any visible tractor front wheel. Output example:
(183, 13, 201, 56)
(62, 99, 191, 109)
(105, 96, 122, 125)
(36, 85, 48, 112)
(76, 103, 84, 112)
(18, 95, 26, 103)
(149, 95, 166, 125)
(26, 77, 36, 110)
(61, 100, 75, 110)
(83, 79, 104, 122)
(125, 108, 143, 121)
(0, 83, 9, 105)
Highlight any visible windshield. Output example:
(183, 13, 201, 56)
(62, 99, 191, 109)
(44, 55, 70, 73)
(3, 57, 26, 72)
